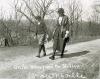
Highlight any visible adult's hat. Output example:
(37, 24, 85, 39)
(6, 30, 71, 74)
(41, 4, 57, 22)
(58, 8, 64, 13)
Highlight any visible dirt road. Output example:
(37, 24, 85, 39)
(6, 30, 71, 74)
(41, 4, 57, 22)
(0, 39, 100, 79)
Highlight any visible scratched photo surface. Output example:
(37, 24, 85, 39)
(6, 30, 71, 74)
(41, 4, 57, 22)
(0, 0, 100, 79)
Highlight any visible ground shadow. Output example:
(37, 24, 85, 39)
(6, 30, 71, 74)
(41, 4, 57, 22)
(60, 50, 90, 58)
(47, 50, 90, 58)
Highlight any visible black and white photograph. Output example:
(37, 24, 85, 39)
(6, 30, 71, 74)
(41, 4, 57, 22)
(0, 0, 100, 79)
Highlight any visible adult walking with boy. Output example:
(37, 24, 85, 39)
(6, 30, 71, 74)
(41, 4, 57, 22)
(49, 8, 70, 60)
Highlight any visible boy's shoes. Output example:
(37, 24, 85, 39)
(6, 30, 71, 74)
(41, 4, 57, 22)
(61, 54, 64, 58)
(36, 55, 40, 58)
(43, 53, 46, 56)
(49, 56, 55, 60)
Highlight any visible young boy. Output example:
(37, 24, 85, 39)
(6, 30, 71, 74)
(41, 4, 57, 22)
(35, 16, 47, 58)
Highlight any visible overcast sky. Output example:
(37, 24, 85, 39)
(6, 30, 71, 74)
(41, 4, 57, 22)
(0, 0, 95, 20)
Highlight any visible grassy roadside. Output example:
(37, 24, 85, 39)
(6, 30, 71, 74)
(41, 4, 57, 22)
(69, 36, 100, 44)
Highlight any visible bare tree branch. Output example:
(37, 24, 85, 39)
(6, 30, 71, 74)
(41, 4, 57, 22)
(17, 8, 35, 25)
(23, 0, 35, 18)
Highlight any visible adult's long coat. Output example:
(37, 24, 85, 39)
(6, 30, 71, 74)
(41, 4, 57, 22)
(53, 15, 70, 51)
